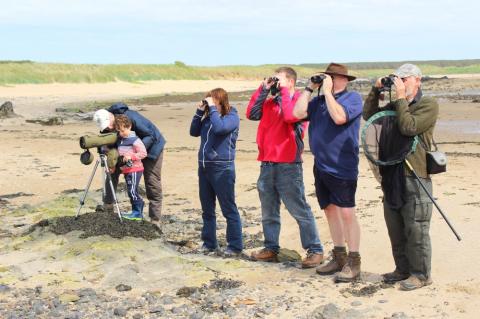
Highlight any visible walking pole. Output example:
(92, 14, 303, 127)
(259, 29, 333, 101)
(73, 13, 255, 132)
(76, 159, 100, 219)
(405, 160, 461, 241)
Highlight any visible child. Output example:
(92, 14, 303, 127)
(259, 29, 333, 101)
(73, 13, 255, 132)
(115, 114, 147, 220)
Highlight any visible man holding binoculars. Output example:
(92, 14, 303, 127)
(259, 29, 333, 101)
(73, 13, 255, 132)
(246, 67, 324, 268)
(293, 63, 363, 282)
(363, 63, 439, 290)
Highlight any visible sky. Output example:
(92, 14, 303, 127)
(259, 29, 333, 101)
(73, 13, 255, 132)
(1, 0, 479, 65)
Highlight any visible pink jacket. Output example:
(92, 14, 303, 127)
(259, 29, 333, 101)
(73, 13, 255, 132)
(117, 132, 147, 174)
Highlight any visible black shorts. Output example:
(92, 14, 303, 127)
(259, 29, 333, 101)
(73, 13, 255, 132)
(313, 166, 357, 209)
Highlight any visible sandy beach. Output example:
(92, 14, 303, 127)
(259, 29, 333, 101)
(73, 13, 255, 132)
(0, 79, 480, 318)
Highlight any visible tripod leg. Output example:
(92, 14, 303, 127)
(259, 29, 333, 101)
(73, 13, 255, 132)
(405, 160, 461, 241)
(100, 156, 123, 223)
(76, 159, 100, 219)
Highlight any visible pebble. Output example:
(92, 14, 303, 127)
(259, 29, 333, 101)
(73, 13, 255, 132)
(0, 285, 11, 293)
(149, 306, 165, 314)
(132, 314, 144, 319)
(378, 299, 388, 304)
(190, 310, 205, 319)
(113, 307, 127, 317)
(48, 310, 62, 317)
(159, 295, 174, 305)
(115, 284, 132, 292)
(78, 288, 97, 297)
(171, 306, 184, 314)
(64, 312, 80, 319)
(351, 301, 363, 307)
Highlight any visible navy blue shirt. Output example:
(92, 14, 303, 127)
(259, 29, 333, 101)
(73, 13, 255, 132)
(307, 90, 363, 180)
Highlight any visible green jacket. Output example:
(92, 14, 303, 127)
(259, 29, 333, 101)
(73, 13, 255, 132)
(363, 87, 439, 178)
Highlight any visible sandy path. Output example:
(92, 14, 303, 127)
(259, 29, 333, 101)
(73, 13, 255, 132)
(0, 80, 259, 118)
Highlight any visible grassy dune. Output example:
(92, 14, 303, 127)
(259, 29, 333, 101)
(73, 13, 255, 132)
(1, 60, 480, 85)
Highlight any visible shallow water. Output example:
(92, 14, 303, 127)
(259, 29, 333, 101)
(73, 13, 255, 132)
(436, 120, 480, 134)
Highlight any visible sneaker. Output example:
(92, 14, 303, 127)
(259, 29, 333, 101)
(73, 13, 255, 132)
(250, 248, 278, 262)
(399, 275, 432, 291)
(223, 248, 242, 258)
(382, 270, 410, 284)
(301, 252, 324, 269)
(121, 211, 143, 221)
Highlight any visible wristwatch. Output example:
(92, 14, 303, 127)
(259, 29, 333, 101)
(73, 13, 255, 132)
(305, 87, 314, 93)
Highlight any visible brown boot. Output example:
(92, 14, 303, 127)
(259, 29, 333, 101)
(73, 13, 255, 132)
(251, 248, 278, 262)
(301, 252, 324, 269)
(335, 252, 361, 282)
(316, 247, 347, 275)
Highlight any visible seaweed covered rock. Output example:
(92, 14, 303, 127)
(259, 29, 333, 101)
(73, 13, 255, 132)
(0, 101, 19, 118)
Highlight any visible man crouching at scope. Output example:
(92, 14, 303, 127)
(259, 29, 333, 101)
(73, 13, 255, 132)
(363, 64, 439, 290)
(92, 103, 166, 227)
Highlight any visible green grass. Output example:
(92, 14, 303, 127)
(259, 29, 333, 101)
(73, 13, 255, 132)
(1, 60, 480, 85)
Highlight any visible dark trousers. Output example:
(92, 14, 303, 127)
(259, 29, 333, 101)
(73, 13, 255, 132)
(125, 171, 144, 214)
(198, 162, 243, 252)
(105, 151, 163, 220)
(143, 151, 164, 220)
(383, 176, 432, 280)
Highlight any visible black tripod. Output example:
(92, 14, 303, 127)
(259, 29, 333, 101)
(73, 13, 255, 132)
(76, 149, 123, 222)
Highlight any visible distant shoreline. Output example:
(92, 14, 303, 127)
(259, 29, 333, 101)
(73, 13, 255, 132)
(1, 60, 480, 85)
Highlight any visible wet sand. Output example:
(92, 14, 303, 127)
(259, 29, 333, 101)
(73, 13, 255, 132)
(0, 80, 480, 318)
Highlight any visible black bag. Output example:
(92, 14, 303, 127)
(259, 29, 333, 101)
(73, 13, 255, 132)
(420, 136, 447, 174)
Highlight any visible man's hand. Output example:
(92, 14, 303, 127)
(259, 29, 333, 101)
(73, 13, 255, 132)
(394, 77, 406, 100)
(263, 76, 277, 90)
(320, 74, 333, 95)
(307, 73, 324, 91)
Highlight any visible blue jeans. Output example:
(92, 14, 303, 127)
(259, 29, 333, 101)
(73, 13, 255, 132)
(257, 162, 323, 254)
(198, 162, 243, 252)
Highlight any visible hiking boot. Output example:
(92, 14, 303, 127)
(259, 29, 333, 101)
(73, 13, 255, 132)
(251, 248, 278, 262)
(400, 275, 432, 291)
(223, 248, 242, 258)
(383, 270, 410, 284)
(316, 247, 347, 275)
(96, 203, 114, 213)
(121, 211, 143, 221)
(301, 252, 324, 269)
(335, 252, 361, 283)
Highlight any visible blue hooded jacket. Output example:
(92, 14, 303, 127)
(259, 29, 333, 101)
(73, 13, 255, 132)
(189, 106, 239, 167)
(108, 103, 166, 160)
